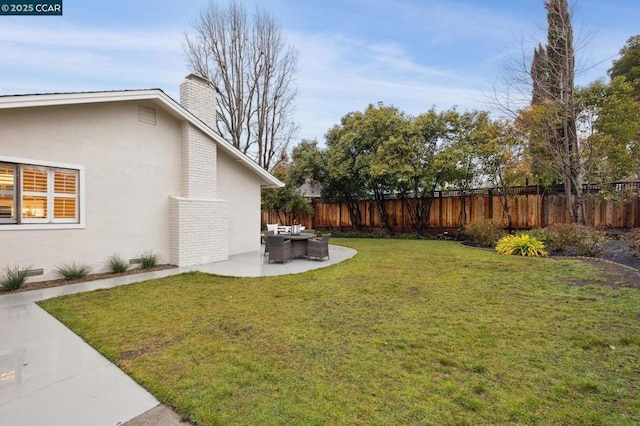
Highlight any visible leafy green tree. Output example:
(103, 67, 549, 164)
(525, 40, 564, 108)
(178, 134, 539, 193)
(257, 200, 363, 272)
(574, 77, 640, 186)
(436, 110, 491, 226)
(324, 115, 368, 230)
(520, 76, 640, 212)
(287, 139, 327, 188)
(380, 109, 445, 235)
(609, 35, 640, 101)
(475, 119, 529, 230)
(325, 103, 406, 232)
(261, 165, 313, 224)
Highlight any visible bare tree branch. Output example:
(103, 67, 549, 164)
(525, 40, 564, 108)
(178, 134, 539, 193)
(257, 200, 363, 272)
(184, 0, 298, 171)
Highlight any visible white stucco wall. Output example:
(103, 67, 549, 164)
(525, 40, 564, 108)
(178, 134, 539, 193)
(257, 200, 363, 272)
(0, 101, 181, 281)
(216, 149, 262, 255)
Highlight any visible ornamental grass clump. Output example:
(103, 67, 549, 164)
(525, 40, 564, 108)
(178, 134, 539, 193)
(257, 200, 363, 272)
(56, 262, 91, 280)
(106, 254, 129, 273)
(139, 251, 159, 269)
(496, 234, 548, 257)
(1, 265, 30, 291)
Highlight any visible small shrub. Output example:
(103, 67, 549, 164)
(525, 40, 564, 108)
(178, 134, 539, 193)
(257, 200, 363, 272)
(139, 251, 159, 269)
(464, 220, 506, 247)
(56, 262, 91, 280)
(524, 227, 551, 243)
(322, 230, 432, 240)
(1, 265, 30, 291)
(106, 254, 129, 273)
(543, 224, 581, 253)
(622, 229, 640, 258)
(496, 234, 548, 257)
(574, 228, 608, 257)
(542, 224, 608, 256)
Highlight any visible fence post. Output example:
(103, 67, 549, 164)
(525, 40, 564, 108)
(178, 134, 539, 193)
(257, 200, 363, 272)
(538, 185, 545, 228)
(438, 191, 443, 234)
(488, 189, 493, 222)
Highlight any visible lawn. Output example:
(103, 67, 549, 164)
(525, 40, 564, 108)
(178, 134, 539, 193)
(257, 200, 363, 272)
(40, 239, 640, 425)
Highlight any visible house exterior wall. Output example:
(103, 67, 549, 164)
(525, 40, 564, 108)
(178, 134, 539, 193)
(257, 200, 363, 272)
(0, 101, 182, 281)
(217, 149, 262, 255)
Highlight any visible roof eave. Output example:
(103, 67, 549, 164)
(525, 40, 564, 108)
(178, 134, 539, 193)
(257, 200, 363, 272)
(0, 90, 284, 188)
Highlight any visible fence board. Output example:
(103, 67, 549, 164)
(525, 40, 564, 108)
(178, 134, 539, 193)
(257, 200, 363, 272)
(262, 184, 640, 232)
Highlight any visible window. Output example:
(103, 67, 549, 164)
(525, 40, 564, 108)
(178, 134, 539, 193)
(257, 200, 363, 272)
(0, 159, 83, 227)
(0, 164, 16, 223)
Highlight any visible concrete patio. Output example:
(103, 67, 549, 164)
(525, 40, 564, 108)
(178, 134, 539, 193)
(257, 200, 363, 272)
(0, 244, 356, 426)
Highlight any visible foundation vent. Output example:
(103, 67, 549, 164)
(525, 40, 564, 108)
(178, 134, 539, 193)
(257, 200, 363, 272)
(25, 268, 44, 277)
(138, 105, 157, 125)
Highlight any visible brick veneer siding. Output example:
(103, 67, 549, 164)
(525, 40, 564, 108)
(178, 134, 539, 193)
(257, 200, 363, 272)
(169, 196, 229, 266)
(181, 123, 217, 199)
(169, 74, 230, 266)
(179, 74, 217, 130)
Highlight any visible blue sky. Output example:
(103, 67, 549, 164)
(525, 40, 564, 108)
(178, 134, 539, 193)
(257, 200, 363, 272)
(0, 0, 637, 143)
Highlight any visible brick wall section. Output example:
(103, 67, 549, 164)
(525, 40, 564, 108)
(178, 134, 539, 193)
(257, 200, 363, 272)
(169, 197, 229, 266)
(181, 123, 217, 199)
(179, 74, 217, 130)
(169, 73, 229, 267)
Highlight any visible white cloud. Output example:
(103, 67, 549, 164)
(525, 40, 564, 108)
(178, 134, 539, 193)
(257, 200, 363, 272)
(0, 22, 187, 95)
(0, 21, 183, 52)
(288, 31, 491, 142)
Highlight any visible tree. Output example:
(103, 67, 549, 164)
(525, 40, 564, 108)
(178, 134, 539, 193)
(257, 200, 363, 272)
(261, 165, 313, 224)
(382, 109, 445, 235)
(609, 35, 640, 101)
(525, 0, 583, 223)
(436, 110, 491, 227)
(287, 139, 327, 189)
(475, 120, 529, 231)
(325, 103, 407, 232)
(574, 77, 640, 185)
(184, 0, 298, 171)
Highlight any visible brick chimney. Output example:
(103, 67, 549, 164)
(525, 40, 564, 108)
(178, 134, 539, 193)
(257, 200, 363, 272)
(179, 73, 217, 130)
(170, 74, 229, 267)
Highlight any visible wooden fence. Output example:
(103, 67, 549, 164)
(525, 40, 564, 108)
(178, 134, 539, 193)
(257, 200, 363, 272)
(262, 183, 640, 233)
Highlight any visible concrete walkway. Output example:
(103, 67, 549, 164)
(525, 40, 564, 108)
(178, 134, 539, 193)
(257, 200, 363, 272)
(0, 245, 356, 426)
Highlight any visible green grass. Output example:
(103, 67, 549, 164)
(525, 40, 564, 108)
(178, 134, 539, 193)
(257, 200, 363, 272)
(39, 240, 640, 425)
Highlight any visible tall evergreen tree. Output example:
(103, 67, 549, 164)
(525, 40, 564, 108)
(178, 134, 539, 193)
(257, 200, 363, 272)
(531, 44, 548, 105)
(527, 0, 582, 223)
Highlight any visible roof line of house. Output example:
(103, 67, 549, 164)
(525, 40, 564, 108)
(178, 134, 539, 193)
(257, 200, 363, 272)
(0, 89, 284, 189)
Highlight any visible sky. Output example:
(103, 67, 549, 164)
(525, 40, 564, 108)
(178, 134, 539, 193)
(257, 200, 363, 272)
(0, 0, 638, 144)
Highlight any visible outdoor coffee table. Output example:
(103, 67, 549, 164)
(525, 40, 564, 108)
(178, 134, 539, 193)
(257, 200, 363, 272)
(281, 233, 315, 258)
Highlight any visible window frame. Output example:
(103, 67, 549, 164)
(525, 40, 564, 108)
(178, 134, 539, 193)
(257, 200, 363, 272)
(0, 156, 85, 231)
(20, 165, 51, 224)
(0, 163, 17, 224)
